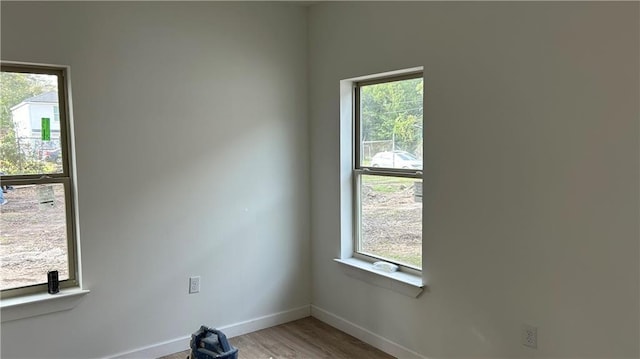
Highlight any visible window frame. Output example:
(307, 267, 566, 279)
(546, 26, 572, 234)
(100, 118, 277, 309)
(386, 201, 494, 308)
(352, 72, 424, 274)
(0, 63, 79, 299)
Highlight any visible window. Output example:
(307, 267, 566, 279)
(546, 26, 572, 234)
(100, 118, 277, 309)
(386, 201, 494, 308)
(354, 73, 423, 271)
(53, 106, 60, 122)
(0, 63, 78, 298)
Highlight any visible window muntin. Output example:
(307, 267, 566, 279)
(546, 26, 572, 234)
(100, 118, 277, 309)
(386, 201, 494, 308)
(53, 105, 60, 122)
(0, 64, 77, 298)
(354, 73, 423, 270)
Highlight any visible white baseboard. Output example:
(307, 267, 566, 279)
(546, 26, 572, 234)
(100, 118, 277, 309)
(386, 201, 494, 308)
(218, 305, 311, 338)
(107, 335, 191, 359)
(108, 305, 423, 359)
(108, 305, 311, 359)
(311, 305, 428, 359)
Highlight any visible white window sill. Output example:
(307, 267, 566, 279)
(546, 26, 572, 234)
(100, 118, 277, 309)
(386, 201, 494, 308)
(334, 258, 425, 297)
(1, 288, 90, 322)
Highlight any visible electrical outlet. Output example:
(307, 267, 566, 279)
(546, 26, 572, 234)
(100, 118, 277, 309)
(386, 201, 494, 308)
(189, 276, 200, 294)
(522, 324, 537, 349)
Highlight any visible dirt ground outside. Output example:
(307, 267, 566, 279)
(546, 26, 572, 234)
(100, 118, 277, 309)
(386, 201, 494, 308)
(0, 185, 69, 290)
(360, 176, 422, 268)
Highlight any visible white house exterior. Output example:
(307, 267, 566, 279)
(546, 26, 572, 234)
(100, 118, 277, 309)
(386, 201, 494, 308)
(10, 91, 60, 154)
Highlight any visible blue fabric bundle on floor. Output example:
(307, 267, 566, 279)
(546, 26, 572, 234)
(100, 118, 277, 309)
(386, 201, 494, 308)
(189, 326, 238, 359)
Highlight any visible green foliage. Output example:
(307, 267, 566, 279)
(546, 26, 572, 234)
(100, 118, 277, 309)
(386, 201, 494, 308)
(370, 184, 398, 193)
(0, 72, 57, 174)
(1, 158, 56, 175)
(0, 130, 21, 170)
(367, 176, 417, 193)
(360, 78, 423, 156)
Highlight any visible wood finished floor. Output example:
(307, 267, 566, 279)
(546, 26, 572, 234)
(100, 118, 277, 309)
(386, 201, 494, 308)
(159, 317, 394, 359)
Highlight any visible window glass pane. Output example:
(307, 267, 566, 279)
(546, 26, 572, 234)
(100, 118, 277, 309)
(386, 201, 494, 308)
(0, 184, 69, 290)
(0, 71, 63, 175)
(359, 174, 422, 269)
(359, 77, 423, 169)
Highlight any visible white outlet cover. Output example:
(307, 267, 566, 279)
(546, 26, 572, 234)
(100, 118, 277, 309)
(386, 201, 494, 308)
(189, 276, 200, 294)
(522, 324, 537, 349)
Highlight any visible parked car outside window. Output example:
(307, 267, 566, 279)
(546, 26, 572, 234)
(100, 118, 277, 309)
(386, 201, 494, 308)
(370, 151, 422, 169)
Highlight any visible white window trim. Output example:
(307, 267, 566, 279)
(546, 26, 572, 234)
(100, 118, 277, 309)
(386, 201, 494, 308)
(1, 288, 90, 322)
(337, 67, 425, 298)
(334, 258, 423, 297)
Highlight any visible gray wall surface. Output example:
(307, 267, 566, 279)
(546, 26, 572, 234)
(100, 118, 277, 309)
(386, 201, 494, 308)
(308, 2, 639, 358)
(1, 2, 309, 358)
(1, 1, 638, 359)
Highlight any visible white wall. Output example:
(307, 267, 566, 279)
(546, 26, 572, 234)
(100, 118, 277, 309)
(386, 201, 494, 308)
(2, 2, 638, 359)
(309, 2, 639, 359)
(1, 2, 309, 358)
